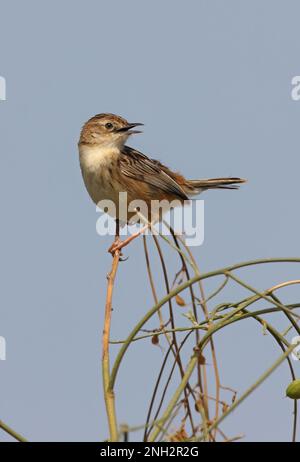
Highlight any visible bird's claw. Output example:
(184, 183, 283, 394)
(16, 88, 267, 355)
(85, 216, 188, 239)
(119, 255, 129, 262)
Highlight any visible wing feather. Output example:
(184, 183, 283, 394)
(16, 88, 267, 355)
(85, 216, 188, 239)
(119, 146, 188, 200)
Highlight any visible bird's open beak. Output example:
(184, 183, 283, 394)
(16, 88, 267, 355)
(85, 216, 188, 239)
(117, 122, 144, 134)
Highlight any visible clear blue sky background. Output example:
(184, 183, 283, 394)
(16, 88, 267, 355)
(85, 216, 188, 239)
(0, 0, 300, 442)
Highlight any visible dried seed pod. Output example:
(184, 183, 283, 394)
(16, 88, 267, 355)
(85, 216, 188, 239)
(175, 294, 186, 306)
(194, 346, 206, 365)
(195, 400, 203, 413)
(151, 334, 159, 345)
(222, 402, 229, 413)
(198, 353, 206, 365)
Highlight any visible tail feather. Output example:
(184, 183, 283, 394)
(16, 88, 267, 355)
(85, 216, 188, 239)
(185, 177, 246, 194)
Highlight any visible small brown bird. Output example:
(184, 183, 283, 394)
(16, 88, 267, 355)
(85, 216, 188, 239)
(78, 113, 246, 254)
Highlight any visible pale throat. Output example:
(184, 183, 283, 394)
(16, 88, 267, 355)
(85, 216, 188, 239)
(79, 144, 120, 172)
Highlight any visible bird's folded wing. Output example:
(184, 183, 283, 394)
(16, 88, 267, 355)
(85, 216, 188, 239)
(119, 146, 188, 200)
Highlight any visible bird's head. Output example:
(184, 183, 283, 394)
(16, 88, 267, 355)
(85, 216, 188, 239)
(79, 113, 143, 148)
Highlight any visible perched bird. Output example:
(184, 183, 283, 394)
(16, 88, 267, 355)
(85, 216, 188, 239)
(78, 113, 246, 254)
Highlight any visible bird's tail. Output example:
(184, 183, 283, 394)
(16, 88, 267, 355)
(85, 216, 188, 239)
(184, 177, 246, 195)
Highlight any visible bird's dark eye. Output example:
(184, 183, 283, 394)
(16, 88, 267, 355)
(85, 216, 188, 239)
(105, 122, 114, 130)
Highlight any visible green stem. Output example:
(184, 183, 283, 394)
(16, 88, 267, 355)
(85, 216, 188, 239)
(196, 342, 299, 441)
(226, 271, 300, 321)
(109, 258, 300, 389)
(0, 420, 27, 442)
(148, 340, 298, 442)
(102, 252, 120, 441)
(109, 304, 300, 344)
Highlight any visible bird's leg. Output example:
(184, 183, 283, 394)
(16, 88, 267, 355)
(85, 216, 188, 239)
(110, 224, 149, 253)
(108, 219, 122, 256)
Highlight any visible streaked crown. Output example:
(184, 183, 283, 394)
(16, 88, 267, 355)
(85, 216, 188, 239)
(79, 113, 143, 147)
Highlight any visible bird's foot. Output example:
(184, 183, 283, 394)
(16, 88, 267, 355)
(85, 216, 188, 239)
(108, 239, 128, 261)
(108, 226, 149, 260)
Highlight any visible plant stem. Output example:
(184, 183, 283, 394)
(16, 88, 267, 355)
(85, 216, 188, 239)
(102, 251, 120, 441)
(197, 341, 299, 440)
(149, 339, 299, 442)
(0, 420, 27, 442)
(109, 258, 300, 390)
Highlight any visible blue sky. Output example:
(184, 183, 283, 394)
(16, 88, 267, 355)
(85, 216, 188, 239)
(0, 0, 300, 441)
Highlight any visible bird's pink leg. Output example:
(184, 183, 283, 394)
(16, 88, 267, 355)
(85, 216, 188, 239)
(108, 219, 122, 255)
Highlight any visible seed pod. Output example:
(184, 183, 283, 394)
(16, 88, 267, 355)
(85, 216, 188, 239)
(198, 353, 206, 365)
(195, 400, 203, 413)
(222, 402, 229, 413)
(286, 379, 300, 399)
(175, 294, 186, 306)
(151, 334, 159, 345)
